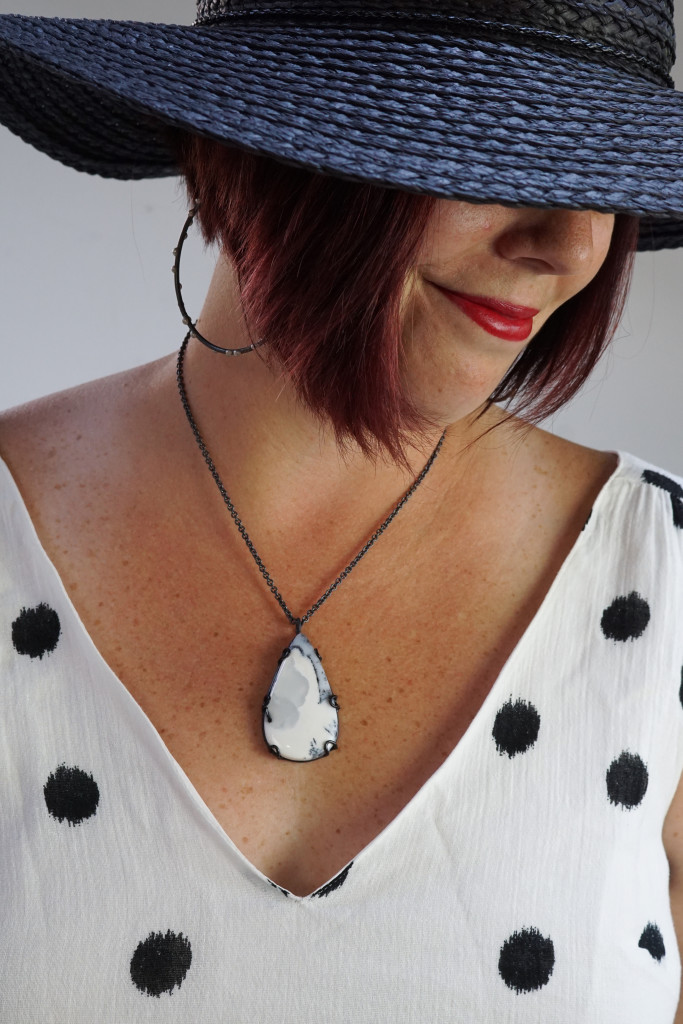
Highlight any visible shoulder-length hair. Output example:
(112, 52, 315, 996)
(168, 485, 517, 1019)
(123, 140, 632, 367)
(173, 132, 640, 464)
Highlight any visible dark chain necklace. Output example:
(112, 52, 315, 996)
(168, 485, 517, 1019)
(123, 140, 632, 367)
(176, 332, 447, 762)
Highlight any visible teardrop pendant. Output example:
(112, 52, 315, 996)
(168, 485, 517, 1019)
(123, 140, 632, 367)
(262, 633, 339, 762)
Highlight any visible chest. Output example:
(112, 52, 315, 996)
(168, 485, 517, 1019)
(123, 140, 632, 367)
(42, 482, 585, 897)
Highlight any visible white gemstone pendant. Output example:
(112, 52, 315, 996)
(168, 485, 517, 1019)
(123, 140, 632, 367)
(262, 633, 339, 762)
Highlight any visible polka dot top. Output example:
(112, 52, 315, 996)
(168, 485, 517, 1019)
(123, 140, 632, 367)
(1, 449, 683, 1022)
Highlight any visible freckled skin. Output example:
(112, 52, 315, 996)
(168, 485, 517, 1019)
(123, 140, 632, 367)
(401, 201, 614, 423)
(0, 198, 623, 899)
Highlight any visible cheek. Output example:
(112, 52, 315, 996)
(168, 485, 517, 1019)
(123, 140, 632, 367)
(400, 288, 526, 417)
(584, 214, 616, 286)
(436, 201, 497, 235)
(415, 201, 501, 268)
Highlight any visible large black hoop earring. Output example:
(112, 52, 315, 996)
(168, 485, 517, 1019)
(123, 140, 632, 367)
(173, 203, 267, 356)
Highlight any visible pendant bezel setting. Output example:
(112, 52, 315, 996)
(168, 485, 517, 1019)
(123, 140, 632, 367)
(262, 633, 340, 762)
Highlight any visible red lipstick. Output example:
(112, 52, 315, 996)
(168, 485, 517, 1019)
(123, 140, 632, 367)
(436, 287, 539, 342)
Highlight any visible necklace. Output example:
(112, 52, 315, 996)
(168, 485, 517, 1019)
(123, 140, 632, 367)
(176, 333, 447, 763)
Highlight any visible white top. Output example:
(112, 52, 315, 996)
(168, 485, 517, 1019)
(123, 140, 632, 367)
(1, 450, 683, 1022)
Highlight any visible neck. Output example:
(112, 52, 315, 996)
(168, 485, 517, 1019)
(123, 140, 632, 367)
(174, 255, 504, 544)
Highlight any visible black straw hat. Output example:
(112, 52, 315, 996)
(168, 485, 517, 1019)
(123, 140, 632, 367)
(1, 0, 683, 251)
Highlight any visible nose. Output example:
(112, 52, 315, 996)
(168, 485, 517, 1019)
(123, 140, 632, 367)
(496, 207, 598, 276)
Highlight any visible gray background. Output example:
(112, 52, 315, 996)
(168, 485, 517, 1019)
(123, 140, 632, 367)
(1, 0, 682, 473)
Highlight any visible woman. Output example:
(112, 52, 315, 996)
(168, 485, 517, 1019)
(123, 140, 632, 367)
(0, 0, 682, 1020)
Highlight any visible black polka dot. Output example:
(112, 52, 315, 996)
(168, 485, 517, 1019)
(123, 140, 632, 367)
(600, 592, 650, 642)
(492, 699, 541, 758)
(498, 927, 555, 993)
(312, 862, 353, 898)
(12, 603, 61, 659)
(642, 471, 683, 530)
(642, 469, 683, 500)
(606, 751, 648, 809)
(639, 922, 666, 962)
(673, 496, 683, 530)
(43, 764, 100, 825)
(130, 930, 192, 997)
(269, 881, 290, 897)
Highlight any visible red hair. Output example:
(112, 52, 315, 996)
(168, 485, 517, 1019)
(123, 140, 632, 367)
(173, 133, 639, 463)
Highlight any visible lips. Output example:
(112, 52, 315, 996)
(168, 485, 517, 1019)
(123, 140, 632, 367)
(436, 287, 539, 342)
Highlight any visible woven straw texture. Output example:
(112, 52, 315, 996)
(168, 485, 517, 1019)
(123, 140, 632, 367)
(196, 0, 676, 85)
(1, 4, 683, 250)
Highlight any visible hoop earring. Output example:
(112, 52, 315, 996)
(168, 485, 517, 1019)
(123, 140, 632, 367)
(173, 203, 267, 356)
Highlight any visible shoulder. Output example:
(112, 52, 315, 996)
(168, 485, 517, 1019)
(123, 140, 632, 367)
(500, 423, 683, 565)
(0, 356, 175, 519)
(0, 356, 170, 462)
(612, 451, 683, 532)
(0, 380, 102, 477)
(522, 425, 683, 533)
(633, 456, 683, 507)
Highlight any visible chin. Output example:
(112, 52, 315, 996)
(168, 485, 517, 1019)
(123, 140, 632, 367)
(405, 359, 513, 429)
(406, 391, 494, 432)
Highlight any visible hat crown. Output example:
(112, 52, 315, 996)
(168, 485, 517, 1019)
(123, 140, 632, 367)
(195, 0, 676, 85)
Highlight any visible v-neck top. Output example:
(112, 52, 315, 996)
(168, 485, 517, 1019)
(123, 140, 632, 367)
(1, 450, 683, 1022)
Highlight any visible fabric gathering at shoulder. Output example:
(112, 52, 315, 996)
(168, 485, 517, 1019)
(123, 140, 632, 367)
(598, 453, 683, 790)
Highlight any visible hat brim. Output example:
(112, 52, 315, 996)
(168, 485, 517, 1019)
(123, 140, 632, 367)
(1, 13, 682, 251)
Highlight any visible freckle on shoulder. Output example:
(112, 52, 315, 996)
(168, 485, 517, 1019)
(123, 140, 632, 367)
(0, 359, 167, 497)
